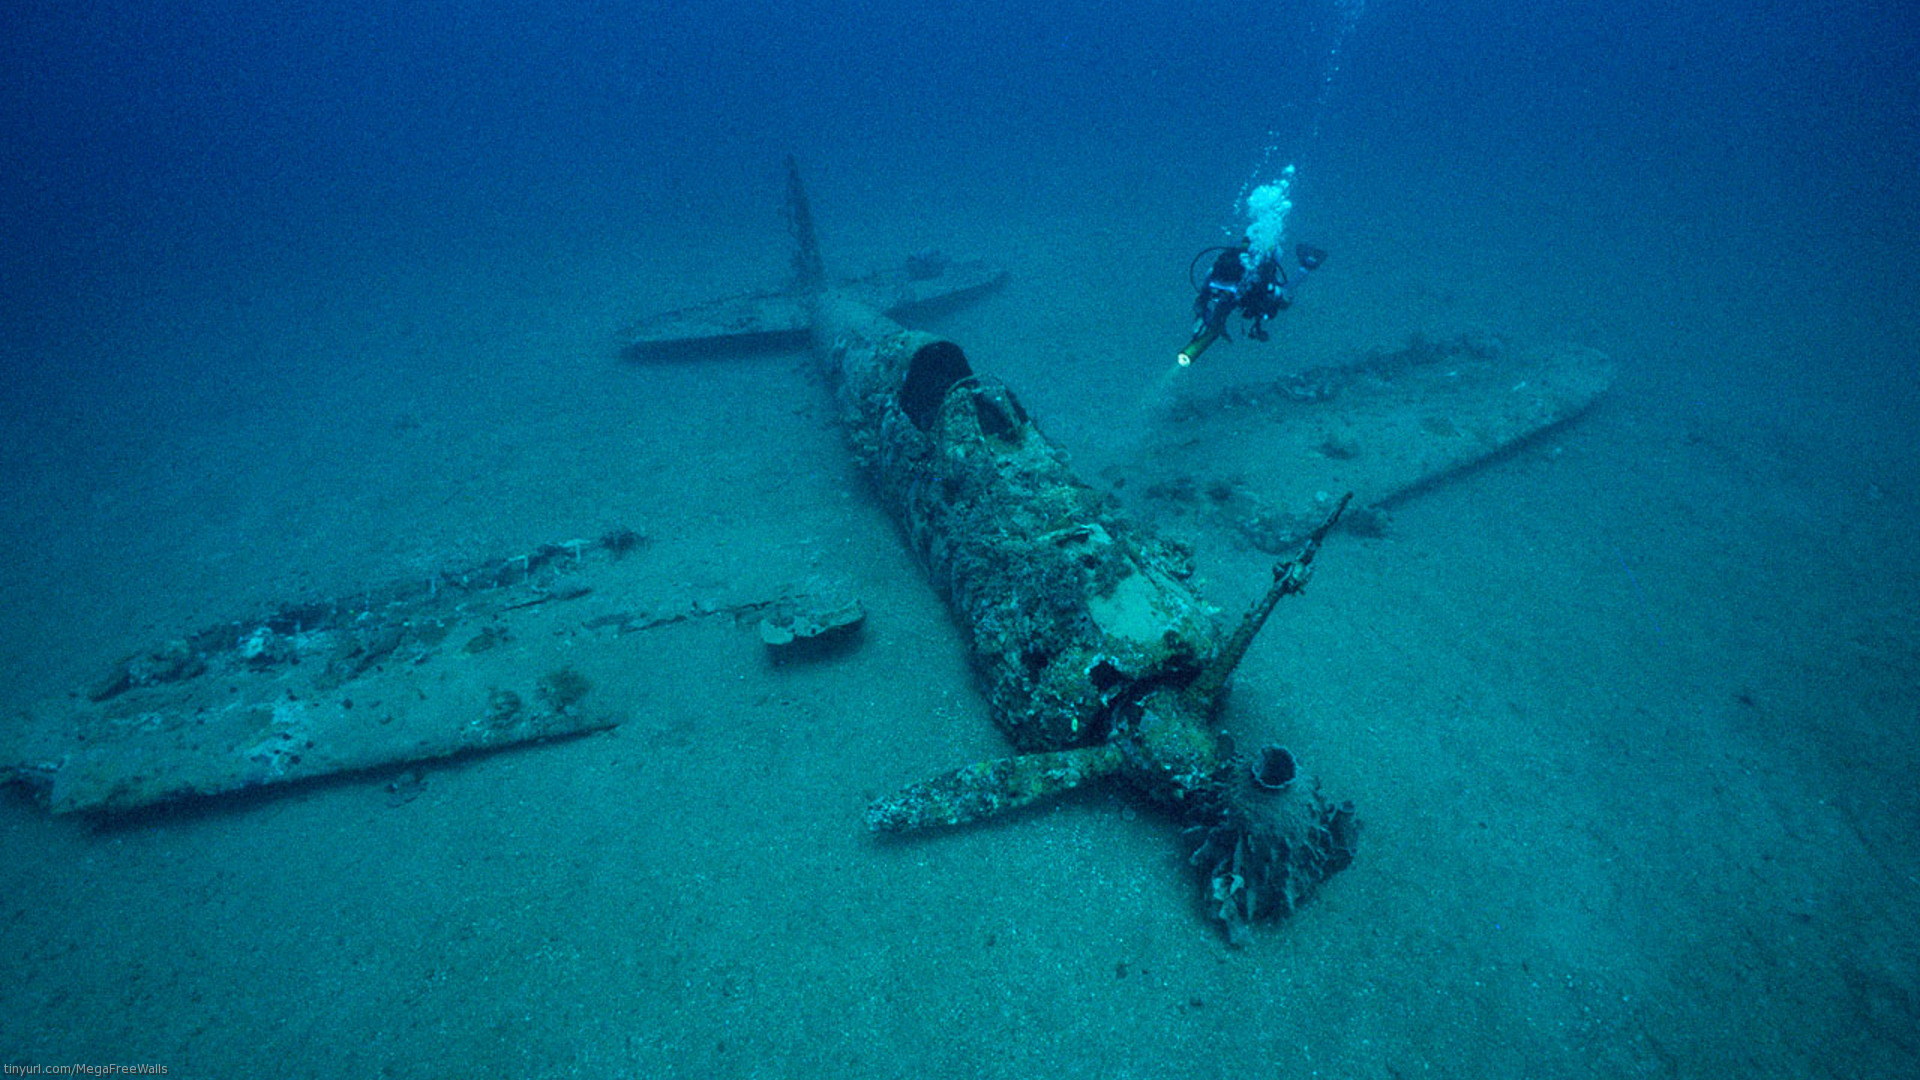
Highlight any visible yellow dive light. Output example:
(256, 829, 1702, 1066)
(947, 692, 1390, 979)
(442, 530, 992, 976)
(1177, 325, 1222, 367)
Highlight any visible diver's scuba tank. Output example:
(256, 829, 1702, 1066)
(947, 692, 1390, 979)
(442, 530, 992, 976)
(1177, 243, 1326, 366)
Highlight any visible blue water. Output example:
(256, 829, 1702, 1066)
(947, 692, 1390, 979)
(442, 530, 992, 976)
(3, 1, 1916, 1076)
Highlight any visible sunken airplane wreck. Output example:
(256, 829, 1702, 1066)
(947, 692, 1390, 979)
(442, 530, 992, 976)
(2, 160, 1611, 943)
(762, 160, 1361, 943)
(647, 161, 1607, 942)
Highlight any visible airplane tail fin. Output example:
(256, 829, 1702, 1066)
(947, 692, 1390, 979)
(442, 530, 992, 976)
(783, 156, 825, 292)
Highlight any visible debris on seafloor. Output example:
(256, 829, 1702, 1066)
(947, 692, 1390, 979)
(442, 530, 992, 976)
(758, 585, 865, 649)
(0, 528, 815, 815)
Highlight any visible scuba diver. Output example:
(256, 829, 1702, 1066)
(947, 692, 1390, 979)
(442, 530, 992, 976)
(1177, 240, 1327, 366)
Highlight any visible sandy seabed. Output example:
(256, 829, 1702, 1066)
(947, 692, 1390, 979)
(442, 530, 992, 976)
(2, 157, 1916, 1079)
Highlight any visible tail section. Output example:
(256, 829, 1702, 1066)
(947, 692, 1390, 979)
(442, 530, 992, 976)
(783, 156, 825, 292)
